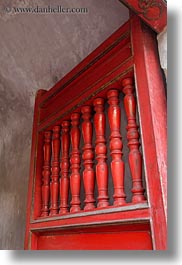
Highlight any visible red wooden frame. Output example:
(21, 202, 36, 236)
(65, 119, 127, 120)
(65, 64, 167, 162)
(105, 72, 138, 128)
(24, 14, 167, 250)
(119, 0, 167, 33)
(131, 16, 167, 249)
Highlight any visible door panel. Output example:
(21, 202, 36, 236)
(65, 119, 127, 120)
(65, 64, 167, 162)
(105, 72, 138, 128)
(37, 231, 152, 250)
(33, 223, 153, 250)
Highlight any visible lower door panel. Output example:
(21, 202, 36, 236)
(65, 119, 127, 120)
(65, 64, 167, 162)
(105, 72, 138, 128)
(32, 223, 153, 250)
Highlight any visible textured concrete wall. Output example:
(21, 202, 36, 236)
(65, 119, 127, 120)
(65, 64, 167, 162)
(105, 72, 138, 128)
(0, 0, 129, 249)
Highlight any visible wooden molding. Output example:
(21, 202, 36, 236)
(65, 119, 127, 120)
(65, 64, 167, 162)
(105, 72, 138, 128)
(119, 0, 167, 33)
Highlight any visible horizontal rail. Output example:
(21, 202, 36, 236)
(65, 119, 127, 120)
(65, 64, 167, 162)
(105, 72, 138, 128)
(38, 60, 134, 132)
(32, 202, 149, 224)
(30, 207, 150, 232)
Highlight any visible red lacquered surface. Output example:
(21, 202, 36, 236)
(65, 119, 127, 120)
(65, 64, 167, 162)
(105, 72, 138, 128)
(93, 98, 109, 208)
(70, 113, 81, 213)
(107, 89, 126, 206)
(34, 222, 152, 250)
(81, 106, 95, 210)
(41, 131, 52, 217)
(122, 78, 146, 203)
(119, 0, 167, 33)
(50, 126, 61, 216)
(25, 13, 167, 250)
(60, 121, 70, 214)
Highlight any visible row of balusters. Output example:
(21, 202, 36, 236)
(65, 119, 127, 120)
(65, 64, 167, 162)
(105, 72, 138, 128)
(40, 78, 146, 217)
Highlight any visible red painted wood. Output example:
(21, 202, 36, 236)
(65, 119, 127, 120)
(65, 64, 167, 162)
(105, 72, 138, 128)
(122, 78, 146, 203)
(41, 131, 52, 217)
(37, 230, 152, 250)
(33, 133, 45, 219)
(107, 89, 126, 206)
(70, 113, 81, 212)
(37, 23, 132, 131)
(130, 16, 167, 249)
(50, 126, 61, 216)
(24, 89, 47, 249)
(93, 98, 109, 208)
(31, 218, 152, 249)
(30, 204, 151, 249)
(60, 121, 70, 214)
(119, 0, 167, 33)
(39, 41, 131, 125)
(38, 57, 134, 132)
(30, 205, 150, 231)
(31, 233, 38, 250)
(25, 15, 167, 250)
(38, 221, 150, 235)
(81, 106, 95, 210)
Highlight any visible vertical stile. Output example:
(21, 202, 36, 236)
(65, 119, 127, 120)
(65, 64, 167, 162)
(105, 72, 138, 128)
(50, 126, 61, 215)
(93, 98, 109, 208)
(107, 89, 126, 206)
(81, 106, 95, 210)
(60, 121, 70, 214)
(122, 78, 146, 203)
(41, 131, 52, 217)
(70, 113, 81, 212)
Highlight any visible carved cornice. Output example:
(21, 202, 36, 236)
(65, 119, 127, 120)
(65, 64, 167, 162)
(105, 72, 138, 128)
(138, 0, 162, 20)
(118, 0, 167, 33)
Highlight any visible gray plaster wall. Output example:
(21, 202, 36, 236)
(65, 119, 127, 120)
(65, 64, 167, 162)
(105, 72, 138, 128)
(0, 0, 129, 249)
(157, 27, 167, 78)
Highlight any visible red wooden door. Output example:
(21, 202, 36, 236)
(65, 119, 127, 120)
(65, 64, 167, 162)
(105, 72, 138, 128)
(35, 224, 152, 250)
(24, 14, 167, 250)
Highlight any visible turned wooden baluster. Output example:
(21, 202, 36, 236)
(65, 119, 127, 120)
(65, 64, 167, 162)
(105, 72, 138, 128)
(81, 106, 95, 210)
(93, 98, 109, 208)
(70, 113, 81, 212)
(41, 131, 52, 217)
(107, 90, 126, 206)
(50, 126, 61, 215)
(60, 121, 70, 214)
(122, 78, 146, 202)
